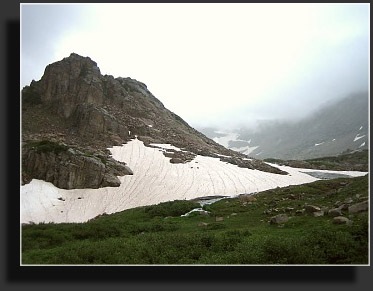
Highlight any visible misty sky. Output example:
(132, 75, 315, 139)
(21, 3, 369, 130)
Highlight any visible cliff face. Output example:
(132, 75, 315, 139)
(22, 53, 286, 189)
(22, 141, 133, 189)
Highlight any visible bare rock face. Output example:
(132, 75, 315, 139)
(22, 140, 133, 189)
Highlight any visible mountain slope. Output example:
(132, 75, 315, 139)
(22, 53, 284, 189)
(199, 92, 369, 160)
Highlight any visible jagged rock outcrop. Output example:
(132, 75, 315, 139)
(22, 53, 287, 189)
(22, 140, 132, 189)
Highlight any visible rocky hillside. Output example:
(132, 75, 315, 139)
(264, 149, 368, 172)
(22, 53, 285, 189)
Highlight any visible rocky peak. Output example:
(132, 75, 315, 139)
(22, 53, 287, 189)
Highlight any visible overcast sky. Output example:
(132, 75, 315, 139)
(21, 3, 369, 130)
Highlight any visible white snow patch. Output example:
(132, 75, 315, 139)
(215, 153, 232, 158)
(148, 125, 153, 128)
(21, 139, 368, 224)
(255, 151, 262, 156)
(359, 142, 366, 148)
(359, 126, 363, 131)
(332, 139, 336, 142)
(243, 158, 253, 161)
(128, 130, 131, 135)
(354, 134, 366, 142)
(314, 142, 324, 146)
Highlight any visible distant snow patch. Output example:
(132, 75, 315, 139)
(359, 126, 363, 131)
(359, 142, 366, 148)
(314, 142, 324, 146)
(354, 134, 366, 142)
(332, 139, 336, 142)
(148, 125, 153, 128)
(231, 145, 259, 155)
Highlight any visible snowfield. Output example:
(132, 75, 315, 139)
(21, 138, 367, 224)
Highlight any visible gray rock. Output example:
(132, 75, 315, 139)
(348, 201, 368, 214)
(199, 222, 209, 227)
(305, 205, 321, 213)
(239, 194, 257, 203)
(338, 204, 349, 211)
(328, 208, 343, 217)
(333, 216, 351, 225)
(295, 209, 305, 215)
(198, 210, 210, 216)
(215, 216, 224, 222)
(313, 211, 324, 217)
(270, 214, 289, 225)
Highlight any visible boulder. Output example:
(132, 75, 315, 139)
(328, 208, 343, 217)
(270, 214, 289, 225)
(312, 211, 324, 217)
(239, 194, 257, 203)
(348, 201, 368, 214)
(199, 222, 209, 227)
(344, 198, 354, 204)
(333, 216, 352, 225)
(215, 216, 224, 222)
(305, 205, 321, 213)
(338, 204, 349, 211)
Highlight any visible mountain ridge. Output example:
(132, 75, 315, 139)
(199, 92, 369, 160)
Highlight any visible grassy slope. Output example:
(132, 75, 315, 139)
(22, 175, 369, 264)
(264, 150, 368, 172)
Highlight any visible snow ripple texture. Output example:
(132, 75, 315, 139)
(21, 139, 367, 224)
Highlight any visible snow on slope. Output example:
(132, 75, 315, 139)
(212, 132, 239, 148)
(230, 145, 259, 155)
(353, 134, 366, 142)
(21, 138, 367, 224)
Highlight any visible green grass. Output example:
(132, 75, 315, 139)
(22, 175, 369, 264)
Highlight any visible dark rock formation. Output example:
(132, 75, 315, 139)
(22, 140, 132, 189)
